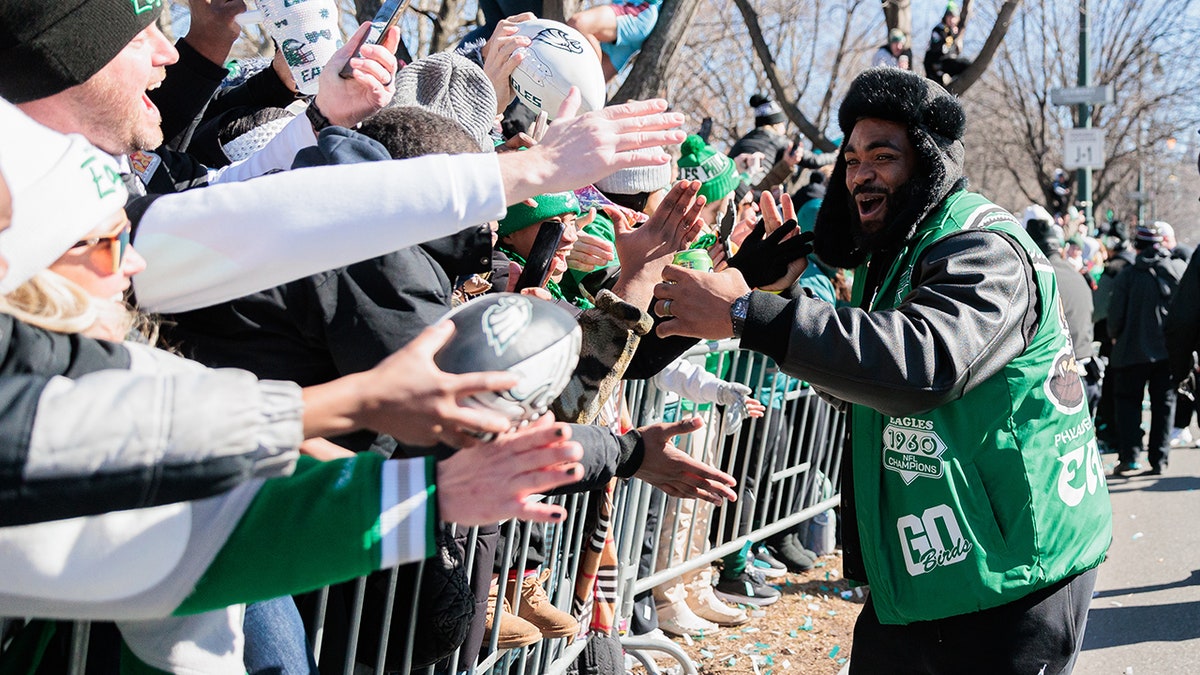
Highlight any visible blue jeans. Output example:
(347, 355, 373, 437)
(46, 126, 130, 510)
(243, 597, 319, 674)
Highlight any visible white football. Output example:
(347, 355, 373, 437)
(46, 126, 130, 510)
(509, 19, 607, 119)
(434, 293, 582, 427)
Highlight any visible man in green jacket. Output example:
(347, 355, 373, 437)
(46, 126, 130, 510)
(651, 67, 1111, 673)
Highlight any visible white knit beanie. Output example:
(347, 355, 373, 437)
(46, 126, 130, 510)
(593, 150, 672, 195)
(391, 52, 498, 152)
(0, 99, 127, 293)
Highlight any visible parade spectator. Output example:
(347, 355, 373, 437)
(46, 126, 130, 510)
(652, 67, 1110, 673)
(568, 0, 662, 80)
(1108, 222, 1187, 476)
(1165, 251, 1200, 449)
(872, 28, 913, 70)
(923, 3, 973, 85)
(1093, 221, 1136, 449)
(0, 1, 685, 316)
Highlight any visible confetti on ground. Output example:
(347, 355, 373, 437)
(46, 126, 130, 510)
(840, 590, 854, 600)
(743, 627, 760, 633)
(829, 645, 841, 659)
(1132, 532, 1144, 540)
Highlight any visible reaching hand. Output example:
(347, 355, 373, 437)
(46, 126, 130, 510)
(727, 191, 812, 290)
(613, 181, 705, 275)
(438, 416, 584, 524)
(481, 14, 535, 114)
(500, 92, 685, 204)
(653, 265, 752, 339)
(355, 321, 518, 448)
(567, 222, 615, 273)
(314, 22, 399, 128)
(633, 417, 738, 504)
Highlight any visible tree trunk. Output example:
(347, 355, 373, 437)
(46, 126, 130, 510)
(881, 0, 912, 39)
(544, 0, 580, 23)
(732, 0, 836, 151)
(611, 0, 702, 103)
(946, 0, 1021, 95)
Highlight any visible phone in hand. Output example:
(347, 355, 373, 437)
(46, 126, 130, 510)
(514, 220, 568, 292)
(717, 203, 737, 261)
(698, 117, 713, 143)
(339, 0, 410, 78)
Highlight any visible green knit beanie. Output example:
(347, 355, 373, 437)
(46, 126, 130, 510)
(677, 135, 739, 203)
(498, 191, 582, 237)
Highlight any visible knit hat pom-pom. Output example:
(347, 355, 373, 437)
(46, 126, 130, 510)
(681, 134, 708, 157)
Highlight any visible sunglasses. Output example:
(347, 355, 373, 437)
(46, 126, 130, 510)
(72, 225, 130, 274)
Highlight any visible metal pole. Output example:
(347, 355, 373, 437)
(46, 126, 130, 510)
(1076, 0, 1093, 232)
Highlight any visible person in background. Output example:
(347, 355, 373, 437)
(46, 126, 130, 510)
(923, 2, 973, 85)
(872, 28, 912, 70)
(1108, 222, 1187, 476)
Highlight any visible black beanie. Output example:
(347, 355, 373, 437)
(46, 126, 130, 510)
(0, 0, 164, 103)
(750, 93, 787, 127)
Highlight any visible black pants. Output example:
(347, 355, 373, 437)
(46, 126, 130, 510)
(849, 568, 1097, 675)
(1113, 361, 1175, 468)
(1173, 366, 1199, 429)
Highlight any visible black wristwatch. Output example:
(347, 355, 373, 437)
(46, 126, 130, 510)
(730, 291, 753, 339)
(305, 97, 334, 132)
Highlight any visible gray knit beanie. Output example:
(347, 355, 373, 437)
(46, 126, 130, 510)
(391, 52, 498, 152)
(594, 150, 672, 195)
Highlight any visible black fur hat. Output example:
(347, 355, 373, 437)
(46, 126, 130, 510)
(814, 68, 967, 268)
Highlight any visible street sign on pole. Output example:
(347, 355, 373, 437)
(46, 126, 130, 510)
(1050, 84, 1115, 106)
(1064, 128, 1105, 170)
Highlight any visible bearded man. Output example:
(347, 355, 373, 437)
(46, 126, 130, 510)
(652, 67, 1112, 674)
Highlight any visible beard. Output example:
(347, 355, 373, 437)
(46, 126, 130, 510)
(846, 179, 925, 255)
(71, 71, 164, 154)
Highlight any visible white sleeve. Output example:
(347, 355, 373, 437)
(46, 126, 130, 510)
(207, 113, 318, 184)
(650, 357, 726, 404)
(132, 153, 507, 313)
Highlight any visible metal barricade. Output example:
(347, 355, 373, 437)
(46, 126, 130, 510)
(0, 342, 844, 675)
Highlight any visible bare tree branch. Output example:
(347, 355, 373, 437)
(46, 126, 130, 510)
(946, 0, 1022, 95)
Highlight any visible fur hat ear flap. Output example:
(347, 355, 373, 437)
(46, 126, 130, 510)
(812, 155, 868, 269)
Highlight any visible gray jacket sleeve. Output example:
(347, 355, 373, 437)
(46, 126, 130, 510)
(0, 315, 302, 526)
(740, 230, 1038, 417)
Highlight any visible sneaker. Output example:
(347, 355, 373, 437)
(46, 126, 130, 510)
(749, 545, 788, 579)
(656, 599, 720, 638)
(774, 533, 817, 572)
(713, 569, 781, 607)
(507, 569, 578, 640)
(1144, 462, 1166, 476)
(687, 583, 748, 626)
(486, 584, 541, 649)
(1111, 461, 1142, 477)
(1169, 427, 1194, 448)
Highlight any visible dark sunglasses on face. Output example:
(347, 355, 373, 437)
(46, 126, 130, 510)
(72, 225, 130, 275)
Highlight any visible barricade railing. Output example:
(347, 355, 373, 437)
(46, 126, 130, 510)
(0, 341, 843, 675)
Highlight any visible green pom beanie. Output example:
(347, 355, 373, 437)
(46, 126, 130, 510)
(498, 191, 582, 237)
(677, 135, 739, 203)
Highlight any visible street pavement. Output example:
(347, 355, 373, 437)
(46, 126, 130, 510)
(1075, 436, 1200, 674)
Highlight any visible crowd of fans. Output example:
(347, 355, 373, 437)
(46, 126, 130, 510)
(0, 0, 1187, 673)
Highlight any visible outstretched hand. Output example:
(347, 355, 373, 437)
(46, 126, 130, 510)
(438, 416, 583, 524)
(315, 21, 399, 128)
(634, 417, 738, 504)
(352, 321, 519, 448)
(499, 90, 685, 205)
(727, 191, 812, 290)
(611, 181, 705, 308)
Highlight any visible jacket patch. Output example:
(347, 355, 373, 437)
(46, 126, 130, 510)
(896, 504, 973, 576)
(882, 417, 947, 484)
(128, 151, 161, 185)
(1044, 345, 1086, 415)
